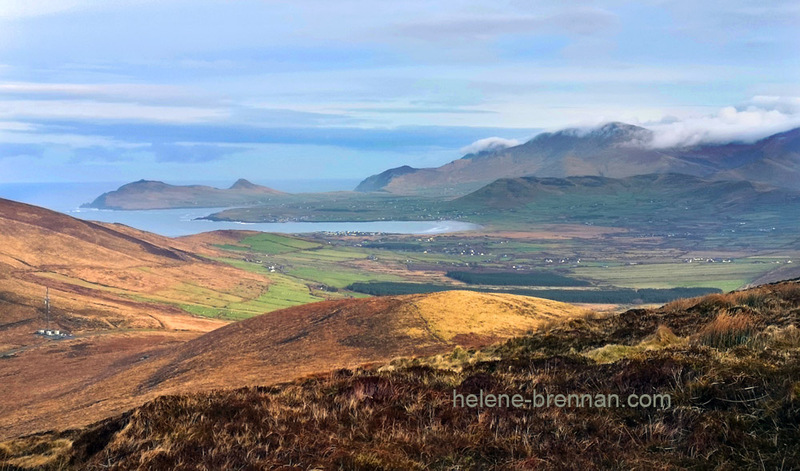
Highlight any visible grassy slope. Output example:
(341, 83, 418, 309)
(5, 281, 798, 470)
(127, 291, 589, 395)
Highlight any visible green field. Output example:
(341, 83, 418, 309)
(217, 233, 322, 254)
(346, 281, 721, 303)
(446, 270, 591, 287)
(202, 224, 797, 318)
(571, 259, 782, 291)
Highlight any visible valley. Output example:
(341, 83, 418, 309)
(1, 169, 798, 468)
(0, 198, 590, 441)
(4, 0, 799, 467)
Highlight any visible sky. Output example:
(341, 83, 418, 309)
(0, 0, 798, 184)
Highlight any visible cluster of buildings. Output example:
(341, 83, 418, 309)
(36, 329, 72, 340)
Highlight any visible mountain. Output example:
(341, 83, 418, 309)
(0, 290, 586, 439)
(354, 165, 419, 192)
(84, 179, 285, 210)
(456, 173, 799, 209)
(8, 280, 800, 469)
(355, 123, 800, 195)
(447, 173, 800, 235)
(0, 197, 267, 334)
(0, 198, 280, 437)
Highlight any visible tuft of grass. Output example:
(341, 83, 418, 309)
(586, 325, 687, 363)
(756, 324, 800, 349)
(0, 435, 72, 470)
(382, 345, 502, 374)
(695, 311, 758, 349)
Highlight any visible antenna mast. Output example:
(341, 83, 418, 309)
(45, 287, 50, 330)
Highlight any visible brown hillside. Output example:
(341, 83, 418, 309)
(0, 197, 269, 336)
(0, 198, 280, 438)
(5, 281, 800, 470)
(0, 291, 587, 439)
(139, 291, 588, 392)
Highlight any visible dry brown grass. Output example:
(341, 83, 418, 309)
(694, 311, 758, 348)
(3, 280, 799, 470)
(399, 290, 589, 341)
(0, 434, 72, 470)
(0, 290, 581, 442)
(663, 281, 800, 317)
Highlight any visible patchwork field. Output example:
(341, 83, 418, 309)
(175, 228, 798, 316)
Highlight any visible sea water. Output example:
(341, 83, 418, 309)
(0, 181, 480, 237)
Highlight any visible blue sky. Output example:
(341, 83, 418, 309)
(0, 0, 798, 184)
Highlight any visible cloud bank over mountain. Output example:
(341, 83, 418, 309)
(646, 96, 800, 148)
(460, 137, 521, 155)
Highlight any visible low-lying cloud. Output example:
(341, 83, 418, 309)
(646, 96, 800, 148)
(460, 137, 520, 155)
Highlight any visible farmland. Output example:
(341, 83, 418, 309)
(196, 226, 798, 317)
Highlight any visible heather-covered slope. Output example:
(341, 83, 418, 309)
(138, 291, 589, 393)
(0, 290, 586, 441)
(4, 281, 799, 470)
(0, 199, 268, 439)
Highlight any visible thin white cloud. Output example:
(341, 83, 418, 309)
(0, 121, 34, 131)
(0, 129, 143, 148)
(0, 0, 89, 19)
(0, 82, 197, 102)
(0, 100, 229, 124)
(460, 137, 520, 154)
(747, 95, 800, 114)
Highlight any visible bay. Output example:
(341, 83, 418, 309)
(0, 181, 480, 237)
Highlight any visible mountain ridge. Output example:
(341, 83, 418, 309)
(456, 173, 799, 209)
(356, 123, 800, 195)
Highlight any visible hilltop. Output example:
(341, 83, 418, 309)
(354, 165, 419, 192)
(4, 280, 798, 469)
(136, 291, 588, 393)
(84, 179, 285, 210)
(356, 123, 800, 195)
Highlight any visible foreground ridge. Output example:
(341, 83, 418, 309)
(3, 281, 799, 470)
